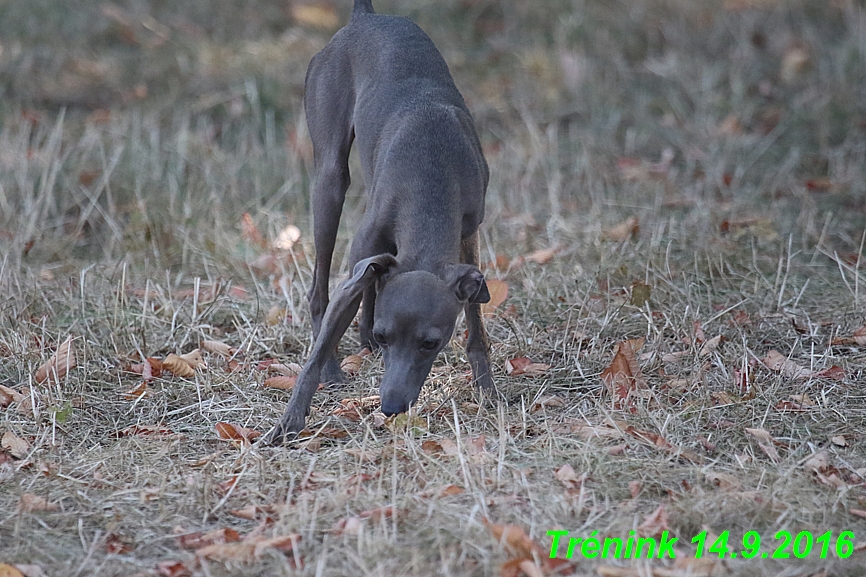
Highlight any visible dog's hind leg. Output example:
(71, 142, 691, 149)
(461, 231, 494, 392)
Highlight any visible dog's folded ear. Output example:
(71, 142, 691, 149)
(444, 264, 490, 304)
(342, 253, 398, 298)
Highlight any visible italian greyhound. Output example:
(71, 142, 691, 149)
(264, 0, 494, 445)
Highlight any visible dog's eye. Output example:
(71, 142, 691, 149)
(373, 332, 388, 346)
(420, 339, 439, 352)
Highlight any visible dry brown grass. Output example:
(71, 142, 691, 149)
(1, 0, 866, 576)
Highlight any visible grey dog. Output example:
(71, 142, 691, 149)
(264, 0, 494, 445)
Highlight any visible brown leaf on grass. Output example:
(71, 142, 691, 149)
(761, 350, 812, 379)
(484, 520, 545, 559)
(637, 505, 670, 538)
(195, 533, 300, 563)
(553, 421, 624, 439)
(241, 212, 266, 248)
(511, 244, 564, 268)
(815, 365, 845, 381)
(850, 509, 866, 520)
(18, 493, 59, 513)
(163, 354, 196, 378)
(745, 428, 781, 462)
(0, 385, 24, 409)
(601, 216, 639, 242)
(705, 471, 741, 490)
(331, 507, 396, 535)
(1, 431, 30, 459)
(215, 422, 261, 443)
(698, 335, 723, 358)
(180, 349, 204, 368)
(122, 382, 151, 400)
(266, 305, 288, 326)
(156, 560, 193, 577)
(178, 527, 241, 549)
(530, 395, 565, 413)
(268, 362, 303, 376)
(501, 558, 544, 577)
(104, 533, 134, 554)
(128, 358, 162, 381)
(554, 464, 583, 490)
(215, 476, 240, 496)
(229, 505, 276, 523)
(505, 357, 550, 377)
(340, 354, 364, 375)
(0, 565, 26, 577)
(34, 336, 76, 384)
(481, 279, 509, 317)
(831, 435, 849, 447)
(600, 340, 646, 407)
(117, 424, 175, 438)
(804, 450, 830, 475)
(263, 375, 297, 390)
(202, 339, 235, 358)
(626, 426, 703, 463)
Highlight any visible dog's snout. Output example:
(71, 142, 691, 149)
(381, 403, 408, 417)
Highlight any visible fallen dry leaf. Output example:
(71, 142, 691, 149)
(18, 493, 59, 513)
(831, 435, 849, 447)
(117, 424, 175, 438)
(600, 339, 646, 407)
(163, 354, 196, 378)
(761, 349, 812, 379)
(215, 422, 261, 443)
(263, 375, 297, 390)
(2, 431, 30, 459)
(122, 382, 151, 400)
(698, 335, 723, 358)
(505, 357, 550, 377)
(266, 305, 288, 326)
(637, 505, 670, 538)
(331, 507, 395, 535)
(104, 533, 134, 555)
(340, 354, 364, 375)
(0, 385, 25, 408)
(601, 216, 639, 242)
(156, 560, 193, 577)
(481, 279, 509, 317)
(202, 340, 235, 358)
(195, 533, 300, 562)
(0, 565, 26, 577)
(268, 362, 303, 376)
(34, 336, 76, 384)
(745, 427, 781, 462)
(178, 527, 241, 550)
(180, 349, 204, 368)
(241, 212, 266, 248)
(554, 464, 582, 490)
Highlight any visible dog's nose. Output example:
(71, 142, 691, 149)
(381, 403, 407, 417)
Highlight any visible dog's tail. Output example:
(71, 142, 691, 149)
(352, 0, 375, 18)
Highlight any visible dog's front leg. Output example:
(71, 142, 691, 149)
(307, 152, 353, 384)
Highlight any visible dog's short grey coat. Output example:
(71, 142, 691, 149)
(264, 0, 494, 445)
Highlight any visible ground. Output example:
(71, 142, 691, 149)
(1, 0, 865, 576)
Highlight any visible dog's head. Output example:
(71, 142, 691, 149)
(338, 254, 489, 416)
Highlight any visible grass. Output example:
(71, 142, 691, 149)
(1, 0, 866, 575)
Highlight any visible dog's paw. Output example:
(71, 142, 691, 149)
(261, 416, 305, 447)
